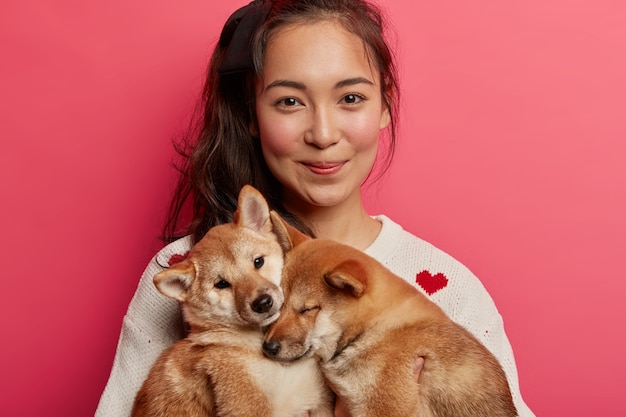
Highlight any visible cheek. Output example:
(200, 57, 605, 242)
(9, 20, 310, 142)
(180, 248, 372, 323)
(345, 113, 383, 151)
(258, 117, 301, 158)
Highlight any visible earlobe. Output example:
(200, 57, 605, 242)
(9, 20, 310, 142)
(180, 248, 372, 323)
(249, 121, 259, 137)
(379, 107, 391, 129)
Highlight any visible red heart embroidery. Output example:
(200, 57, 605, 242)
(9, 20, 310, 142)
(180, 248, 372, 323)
(168, 251, 189, 267)
(415, 271, 448, 295)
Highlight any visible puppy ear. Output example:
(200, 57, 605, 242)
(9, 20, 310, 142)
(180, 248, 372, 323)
(153, 260, 196, 302)
(235, 185, 271, 233)
(324, 259, 367, 297)
(270, 210, 311, 252)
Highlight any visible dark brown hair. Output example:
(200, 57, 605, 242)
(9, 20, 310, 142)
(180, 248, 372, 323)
(163, 0, 399, 244)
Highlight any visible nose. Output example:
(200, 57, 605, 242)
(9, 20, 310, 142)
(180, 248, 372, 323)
(304, 106, 339, 148)
(252, 294, 274, 314)
(263, 340, 281, 357)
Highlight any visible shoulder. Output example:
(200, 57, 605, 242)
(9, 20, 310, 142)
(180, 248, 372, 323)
(366, 215, 473, 284)
(129, 235, 194, 314)
(366, 215, 500, 325)
(153, 235, 194, 268)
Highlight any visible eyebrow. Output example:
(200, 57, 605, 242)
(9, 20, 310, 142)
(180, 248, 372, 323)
(264, 77, 374, 92)
(335, 77, 374, 89)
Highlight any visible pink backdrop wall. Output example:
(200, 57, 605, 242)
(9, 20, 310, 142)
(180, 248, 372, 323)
(1, 0, 625, 415)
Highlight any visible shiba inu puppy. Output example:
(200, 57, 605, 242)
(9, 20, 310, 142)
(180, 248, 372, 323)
(263, 215, 518, 417)
(132, 185, 333, 417)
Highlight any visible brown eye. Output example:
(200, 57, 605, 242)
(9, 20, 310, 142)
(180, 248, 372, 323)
(277, 97, 300, 107)
(254, 256, 264, 269)
(340, 94, 364, 105)
(215, 279, 231, 289)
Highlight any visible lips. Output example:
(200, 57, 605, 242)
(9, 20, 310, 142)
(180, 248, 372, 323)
(302, 161, 345, 175)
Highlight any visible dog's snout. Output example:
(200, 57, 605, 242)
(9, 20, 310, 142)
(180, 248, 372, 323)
(263, 340, 281, 357)
(252, 294, 273, 314)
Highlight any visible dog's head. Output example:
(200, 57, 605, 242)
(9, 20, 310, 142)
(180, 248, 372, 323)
(263, 215, 375, 363)
(153, 185, 285, 329)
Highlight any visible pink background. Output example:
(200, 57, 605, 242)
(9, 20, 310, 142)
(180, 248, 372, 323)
(1, 0, 625, 415)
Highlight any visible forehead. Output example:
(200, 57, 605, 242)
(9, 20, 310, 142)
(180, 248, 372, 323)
(261, 20, 379, 86)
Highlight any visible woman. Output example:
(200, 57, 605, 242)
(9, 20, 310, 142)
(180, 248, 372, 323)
(96, 1, 535, 415)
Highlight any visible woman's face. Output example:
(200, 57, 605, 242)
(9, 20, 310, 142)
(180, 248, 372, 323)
(255, 20, 390, 214)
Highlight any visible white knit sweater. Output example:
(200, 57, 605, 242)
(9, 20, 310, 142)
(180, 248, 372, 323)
(96, 215, 535, 416)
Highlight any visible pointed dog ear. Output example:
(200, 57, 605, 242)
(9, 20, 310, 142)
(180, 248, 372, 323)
(154, 260, 197, 302)
(235, 185, 272, 234)
(324, 258, 367, 297)
(270, 210, 311, 253)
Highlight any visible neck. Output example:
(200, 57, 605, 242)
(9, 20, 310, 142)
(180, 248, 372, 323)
(313, 209, 380, 250)
(287, 192, 381, 250)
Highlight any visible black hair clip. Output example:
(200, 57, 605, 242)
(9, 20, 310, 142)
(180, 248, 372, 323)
(218, 0, 273, 75)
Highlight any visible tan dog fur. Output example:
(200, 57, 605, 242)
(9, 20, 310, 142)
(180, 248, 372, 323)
(264, 215, 518, 417)
(132, 185, 333, 417)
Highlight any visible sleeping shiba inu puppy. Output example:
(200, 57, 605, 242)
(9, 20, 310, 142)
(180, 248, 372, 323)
(132, 185, 333, 417)
(263, 214, 518, 417)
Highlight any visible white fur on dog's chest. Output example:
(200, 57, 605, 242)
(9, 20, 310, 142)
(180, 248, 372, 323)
(247, 357, 328, 417)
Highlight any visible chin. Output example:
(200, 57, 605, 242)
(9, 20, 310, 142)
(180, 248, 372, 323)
(301, 185, 358, 208)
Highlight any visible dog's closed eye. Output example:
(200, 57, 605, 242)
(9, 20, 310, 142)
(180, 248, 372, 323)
(254, 256, 265, 269)
(299, 306, 320, 315)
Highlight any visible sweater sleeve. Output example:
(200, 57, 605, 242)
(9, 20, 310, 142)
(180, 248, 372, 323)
(94, 237, 191, 417)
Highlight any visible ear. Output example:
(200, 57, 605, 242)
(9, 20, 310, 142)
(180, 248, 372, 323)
(324, 259, 367, 297)
(235, 185, 271, 234)
(379, 106, 391, 129)
(270, 210, 311, 253)
(249, 120, 259, 138)
(153, 260, 196, 302)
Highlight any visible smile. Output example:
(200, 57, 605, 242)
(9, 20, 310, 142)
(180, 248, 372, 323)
(301, 161, 345, 176)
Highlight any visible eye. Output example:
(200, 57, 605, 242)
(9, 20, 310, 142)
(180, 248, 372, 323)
(254, 256, 264, 269)
(276, 97, 302, 108)
(299, 305, 320, 315)
(215, 279, 231, 289)
(340, 94, 365, 105)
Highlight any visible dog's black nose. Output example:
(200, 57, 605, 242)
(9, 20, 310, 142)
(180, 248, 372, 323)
(263, 340, 281, 357)
(252, 294, 273, 313)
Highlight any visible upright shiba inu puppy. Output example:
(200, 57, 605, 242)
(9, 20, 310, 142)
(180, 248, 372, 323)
(263, 215, 518, 417)
(132, 185, 333, 417)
